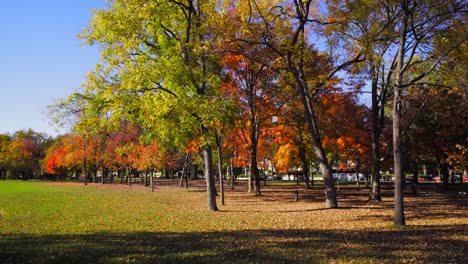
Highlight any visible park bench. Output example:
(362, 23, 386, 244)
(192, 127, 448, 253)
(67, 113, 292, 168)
(458, 191, 467, 202)
(404, 177, 417, 195)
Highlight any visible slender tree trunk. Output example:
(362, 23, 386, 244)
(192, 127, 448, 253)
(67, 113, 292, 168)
(247, 166, 253, 193)
(144, 170, 148, 186)
(356, 162, 360, 191)
(216, 130, 225, 205)
(412, 170, 418, 195)
(92, 169, 97, 183)
(150, 170, 154, 192)
(309, 163, 314, 187)
(393, 3, 408, 225)
(370, 69, 382, 201)
(299, 145, 310, 189)
(180, 153, 189, 188)
(102, 167, 106, 184)
(184, 168, 189, 189)
(230, 154, 235, 190)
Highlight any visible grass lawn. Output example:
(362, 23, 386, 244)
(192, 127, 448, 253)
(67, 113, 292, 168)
(0, 180, 467, 263)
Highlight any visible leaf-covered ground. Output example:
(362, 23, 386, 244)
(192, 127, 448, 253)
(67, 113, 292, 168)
(0, 180, 466, 263)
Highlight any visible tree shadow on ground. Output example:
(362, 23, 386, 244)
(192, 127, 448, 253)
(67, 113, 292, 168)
(1, 225, 466, 264)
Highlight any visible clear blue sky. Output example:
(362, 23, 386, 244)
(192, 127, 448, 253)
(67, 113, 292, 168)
(0, 1, 106, 137)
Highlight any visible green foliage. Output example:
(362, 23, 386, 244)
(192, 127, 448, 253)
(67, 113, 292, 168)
(59, 0, 234, 153)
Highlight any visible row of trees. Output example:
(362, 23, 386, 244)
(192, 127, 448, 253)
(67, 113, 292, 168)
(0, 130, 52, 180)
(45, 0, 466, 226)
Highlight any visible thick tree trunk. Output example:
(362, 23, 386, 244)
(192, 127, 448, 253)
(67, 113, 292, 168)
(440, 160, 450, 185)
(202, 144, 218, 211)
(296, 81, 337, 208)
(250, 146, 261, 196)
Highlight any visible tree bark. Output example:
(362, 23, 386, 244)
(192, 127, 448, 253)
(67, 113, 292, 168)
(370, 63, 383, 201)
(285, 20, 338, 207)
(295, 79, 338, 208)
(201, 142, 218, 211)
(299, 144, 310, 189)
(150, 170, 154, 192)
(216, 131, 225, 205)
(250, 142, 261, 196)
(180, 153, 189, 188)
(230, 154, 235, 190)
(393, 1, 408, 226)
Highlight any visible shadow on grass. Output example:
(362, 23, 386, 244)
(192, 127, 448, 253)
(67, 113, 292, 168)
(1, 225, 466, 264)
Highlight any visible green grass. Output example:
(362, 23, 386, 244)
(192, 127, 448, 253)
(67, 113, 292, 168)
(0, 180, 467, 263)
(0, 180, 71, 194)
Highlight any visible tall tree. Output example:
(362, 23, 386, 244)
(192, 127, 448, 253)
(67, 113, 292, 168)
(240, 0, 366, 208)
(0, 134, 12, 180)
(391, 0, 467, 225)
(325, 0, 400, 201)
(221, 53, 281, 196)
(78, 0, 231, 211)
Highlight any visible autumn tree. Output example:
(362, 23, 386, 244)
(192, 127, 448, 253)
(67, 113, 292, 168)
(221, 52, 281, 196)
(0, 134, 12, 180)
(232, 0, 371, 208)
(325, 0, 400, 201)
(390, 0, 467, 225)
(75, 0, 236, 211)
(7, 130, 51, 180)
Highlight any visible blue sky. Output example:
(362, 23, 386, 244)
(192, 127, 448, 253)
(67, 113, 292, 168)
(0, 1, 106, 136)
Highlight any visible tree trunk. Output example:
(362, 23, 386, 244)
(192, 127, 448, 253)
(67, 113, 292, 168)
(180, 153, 189, 188)
(144, 170, 148, 186)
(299, 147, 310, 189)
(83, 170, 88, 186)
(370, 70, 382, 201)
(393, 3, 407, 225)
(250, 138, 261, 196)
(92, 169, 97, 183)
(192, 164, 198, 180)
(201, 143, 218, 211)
(216, 130, 225, 205)
(356, 163, 360, 191)
(412, 170, 418, 195)
(230, 155, 235, 190)
(150, 170, 154, 192)
(309, 163, 314, 187)
(102, 167, 106, 184)
(247, 166, 253, 193)
(184, 168, 189, 189)
(297, 85, 337, 208)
